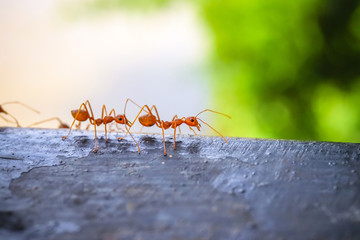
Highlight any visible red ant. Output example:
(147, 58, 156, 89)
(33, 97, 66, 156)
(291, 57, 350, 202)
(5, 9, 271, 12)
(161, 109, 231, 151)
(122, 99, 231, 156)
(0, 101, 40, 127)
(62, 100, 140, 153)
(28, 117, 70, 129)
(119, 98, 166, 155)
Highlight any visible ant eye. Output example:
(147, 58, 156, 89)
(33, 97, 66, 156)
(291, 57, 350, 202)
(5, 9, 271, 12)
(118, 117, 122, 121)
(191, 118, 194, 122)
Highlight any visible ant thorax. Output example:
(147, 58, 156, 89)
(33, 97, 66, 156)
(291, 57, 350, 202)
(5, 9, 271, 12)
(95, 118, 103, 126)
(102, 116, 114, 124)
(171, 118, 184, 128)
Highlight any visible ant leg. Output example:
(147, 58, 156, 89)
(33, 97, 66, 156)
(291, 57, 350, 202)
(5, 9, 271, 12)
(173, 125, 177, 150)
(108, 108, 115, 116)
(117, 130, 129, 141)
(102, 105, 109, 142)
(110, 107, 140, 153)
(108, 109, 125, 133)
(27, 117, 68, 128)
(115, 127, 141, 154)
(149, 105, 167, 155)
(115, 124, 125, 132)
(120, 105, 154, 153)
(125, 125, 141, 154)
(1, 101, 40, 114)
(104, 124, 108, 142)
(101, 105, 108, 117)
(124, 98, 149, 117)
(109, 109, 123, 133)
(1, 112, 21, 127)
(118, 125, 141, 154)
(115, 104, 130, 141)
(149, 105, 163, 128)
(63, 102, 93, 139)
(161, 121, 166, 155)
(107, 108, 117, 135)
(0, 114, 13, 123)
(62, 103, 86, 139)
(0, 101, 39, 127)
(108, 122, 114, 132)
(171, 115, 182, 135)
(94, 123, 98, 152)
(189, 126, 197, 135)
(84, 100, 95, 124)
(123, 98, 148, 135)
(171, 114, 179, 150)
(117, 104, 149, 140)
(197, 118, 229, 143)
(120, 102, 153, 139)
(124, 105, 154, 131)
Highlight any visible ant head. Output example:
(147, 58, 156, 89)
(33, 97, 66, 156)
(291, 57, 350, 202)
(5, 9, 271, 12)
(114, 114, 127, 125)
(185, 117, 201, 131)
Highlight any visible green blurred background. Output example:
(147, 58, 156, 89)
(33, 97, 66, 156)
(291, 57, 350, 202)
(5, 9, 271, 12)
(72, 0, 360, 142)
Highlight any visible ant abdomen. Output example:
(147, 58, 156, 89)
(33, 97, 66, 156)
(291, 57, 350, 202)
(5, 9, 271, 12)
(139, 114, 157, 127)
(71, 109, 89, 121)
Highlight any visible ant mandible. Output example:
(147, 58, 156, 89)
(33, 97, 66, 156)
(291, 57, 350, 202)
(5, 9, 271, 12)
(119, 98, 167, 155)
(161, 109, 231, 150)
(62, 100, 140, 153)
(0, 101, 40, 127)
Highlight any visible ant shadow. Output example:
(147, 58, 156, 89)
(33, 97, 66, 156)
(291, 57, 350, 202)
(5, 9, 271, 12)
(71, 134, 202, 155)
(185, 141, 201, 154)
(139, 136, 158, 147)
(73, 136, 90, 148)
(73, 136, 121, 152)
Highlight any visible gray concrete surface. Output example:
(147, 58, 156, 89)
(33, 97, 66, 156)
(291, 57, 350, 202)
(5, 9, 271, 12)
(0, 127, 360, 240)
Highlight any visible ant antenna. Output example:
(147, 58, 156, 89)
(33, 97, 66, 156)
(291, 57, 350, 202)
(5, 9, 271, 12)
(124, 98, 150, 117)
(1, 101, 40, 114)
(1, 101, 40, 127)
(195, 109, 231, 119)
(27, 117, 69, 128)
(0, 115, 15, 123)
(197, 118, 229, 143)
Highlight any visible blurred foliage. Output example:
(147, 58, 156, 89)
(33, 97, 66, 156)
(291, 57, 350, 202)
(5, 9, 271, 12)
(202, 0, 360, 142)
(62, 0, 172, 18)
(68, 0, 360, 142)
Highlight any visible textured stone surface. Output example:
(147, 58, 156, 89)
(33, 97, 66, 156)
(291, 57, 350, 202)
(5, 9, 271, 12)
(0, 127, 360, 240)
